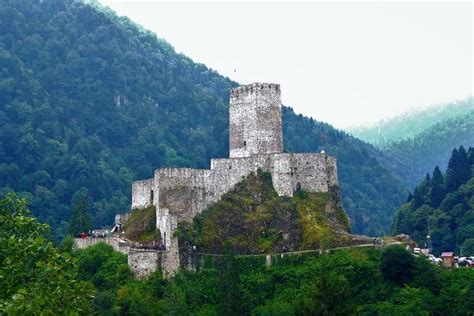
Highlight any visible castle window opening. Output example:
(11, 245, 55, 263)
(243, 140, 247, 148)
(296, 182, 301, 192)
(150, 190, 154, 204)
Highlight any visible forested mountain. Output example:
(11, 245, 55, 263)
(0, 0, 405, 239)
(382, 111, 474, 187)
(349, 99, 474, 188)
(349, 98, 473, 147)
(392, 146, 474, 255)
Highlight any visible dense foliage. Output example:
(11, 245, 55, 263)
(0, 0, 233, 241)
(0, 0, 405, 239)
(69, 197, 92, 236)
(176, 170, 350, 255)
(74, 243, 133, 313)
(0, 193, 94, 314)
(350, 99, 474, 188)
(3, 194, 474, 315)
(392, 146, 474, 255)
(80, 244, 474, 315)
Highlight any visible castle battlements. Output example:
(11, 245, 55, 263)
(129, 83, 339, 276)
(230, 82, 281, 97)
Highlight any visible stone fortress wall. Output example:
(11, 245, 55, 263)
(129, 83, 339, 276)
(229, 83, 283, 158)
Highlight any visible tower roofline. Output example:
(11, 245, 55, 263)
(230, 82, 280, 96)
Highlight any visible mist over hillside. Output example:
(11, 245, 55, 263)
(382, 111, 474, 187)
(349, 98, 473, 148)
(347, 99, 474, 187)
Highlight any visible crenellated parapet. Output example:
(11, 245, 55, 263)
(230, 82, 280, 100)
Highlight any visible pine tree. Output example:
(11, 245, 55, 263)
(469, 147, 474, 177)
(468, 147, 474, 165)
(457, 146, 470, 184)
(68, 198, 92, 236)
(445, 148, 462, 193)
(429, 166, 445, 208)
(418, 174, 431, 200)
(413, 187, 423, 209)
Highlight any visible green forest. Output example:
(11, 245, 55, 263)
(350, 99, 474, 188)
(392, 146, 474, 255)
(0, 0, 406, 238)
(2, 194, 474, 315)
(382, 112, 474, 187)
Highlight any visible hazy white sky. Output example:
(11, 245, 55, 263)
(100, 1, 472, 129)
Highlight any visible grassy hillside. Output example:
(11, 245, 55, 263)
(176, 170, 353, 255)
(0, 0, 405, 238)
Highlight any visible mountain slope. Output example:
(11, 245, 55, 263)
(392, 146, 474, 255)
(349, 98, 473, 147)
(0, 0, 405, 238)
(382, 111, 474, 187)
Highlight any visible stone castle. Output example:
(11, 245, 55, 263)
(130, 82, 339, 274)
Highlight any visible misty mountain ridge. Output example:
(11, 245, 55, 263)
(349, 98, 473, 148)
(381, 110, 474, 187)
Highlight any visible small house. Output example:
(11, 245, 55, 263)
(441, 252, 455, 268)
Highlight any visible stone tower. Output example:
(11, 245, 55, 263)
(229, 83, 283, 158)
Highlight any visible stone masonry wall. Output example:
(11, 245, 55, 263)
(229, 83, 283, 158)
(153, 153, 337, 227)
(74, 237, 130, 254)
(128, 250, 159, 278)
(151, 152, 338, 274)
(156, 168, 211, 223)
(131, 179, 155, 209)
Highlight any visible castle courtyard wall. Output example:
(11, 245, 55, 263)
(128, 250, 159, 278)
(131, 179, 154, 209)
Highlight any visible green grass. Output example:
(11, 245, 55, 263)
(180, 170, 350, 254)
(123, 206, 160, 242)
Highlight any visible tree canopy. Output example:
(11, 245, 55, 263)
(392, 146, 474, 255)
(0, 193, 94, 314)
